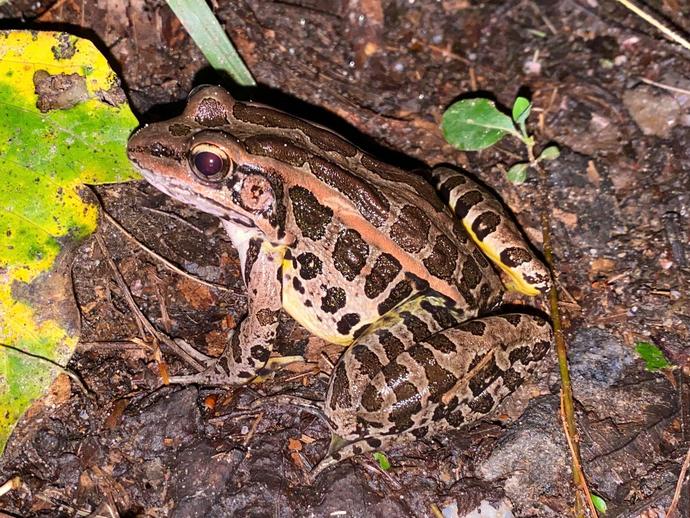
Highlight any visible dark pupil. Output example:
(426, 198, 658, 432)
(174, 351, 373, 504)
(194, 151, 224, 177)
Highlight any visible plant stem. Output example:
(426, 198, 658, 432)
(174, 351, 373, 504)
(534, 157, 595, 515)
(519, 120, 528, 142)
(525, 136, 537, 166)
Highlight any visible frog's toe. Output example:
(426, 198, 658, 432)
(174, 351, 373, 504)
(309, 435, 393, 479)
(247, 394, 326, 418)
(172, 337, 216, 365)
(167, 359, 245, 386)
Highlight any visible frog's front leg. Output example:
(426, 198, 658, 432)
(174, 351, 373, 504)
(171, 228, 284, 385)
(314, 296, 552, 477)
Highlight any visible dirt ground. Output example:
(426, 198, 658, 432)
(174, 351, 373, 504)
(1, 0, 689, 517)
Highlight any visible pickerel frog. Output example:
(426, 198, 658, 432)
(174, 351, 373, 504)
(127, 86, 553, 477)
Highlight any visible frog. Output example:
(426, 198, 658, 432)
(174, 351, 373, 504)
(127, 85, 553, 477)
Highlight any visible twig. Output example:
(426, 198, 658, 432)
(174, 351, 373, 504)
(357, 458, 402, 489)
(614, 0, 690, 51)
(100, 208, 241, 296)
(242, 411, 264, 447)
(0, 342, 91, 397)
(528, 0, 558, 35)
(639, 77, 690, 96)
(282, 368, 320, 383)
(94, 233, 204, 371)
(0, 476, 21, 497)
(667, 443, 690, 518)
(320, 351, 336, 373)
(140, 206, 208, 234)
(78, 340, 149, 351)
(426, 44, 470, 65)
(95, 233, 157, 341)
(534, 154, 595, 513)
(560, 391, 599, 517)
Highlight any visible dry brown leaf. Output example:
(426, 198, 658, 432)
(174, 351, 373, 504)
(590, 258, 616, 276)
(176, 277, 216, 310)
(553, 208, 578, 228)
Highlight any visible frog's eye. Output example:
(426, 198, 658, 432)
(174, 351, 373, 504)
(190, 144, 231, 181)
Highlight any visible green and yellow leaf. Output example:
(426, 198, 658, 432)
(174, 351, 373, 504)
(0, 30, 139, 452)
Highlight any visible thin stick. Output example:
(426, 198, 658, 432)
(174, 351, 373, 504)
(0, 342, 91, 397)
(667, 443, 690, 518)
(101, 209, 241, 296)
(140, 206, 208, 234)
(95, 233, 158, 341)
(530, 143, 595, 513)
(0, 476, 21, 497)
(615, 0, 690, 51)
(78, 340, 150, 351)
(95, 234, 204, 371)
(560, 391, 599, 517)
(430, 504, 444, 518)
(639, 77, 690, 96)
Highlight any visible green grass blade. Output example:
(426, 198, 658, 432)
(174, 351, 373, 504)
(166, 0, 256, 86)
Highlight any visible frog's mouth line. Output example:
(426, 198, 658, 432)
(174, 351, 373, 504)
(137, 169, 256, 228)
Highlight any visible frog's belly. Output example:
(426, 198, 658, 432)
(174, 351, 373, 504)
(281, 261, 385, 346)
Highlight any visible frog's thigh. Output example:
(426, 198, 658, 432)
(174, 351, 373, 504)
(320, 313, 552, 472)
(431, 166, 551, 295)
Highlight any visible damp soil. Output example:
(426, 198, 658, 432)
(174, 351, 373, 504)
(1, 1, 689, 517)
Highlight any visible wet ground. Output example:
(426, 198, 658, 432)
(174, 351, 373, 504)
(1, 0, 689, 516)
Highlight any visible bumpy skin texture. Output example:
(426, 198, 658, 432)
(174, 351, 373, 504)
(127, 86, 553, 476)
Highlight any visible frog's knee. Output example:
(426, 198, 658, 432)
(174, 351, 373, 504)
(431, 166, 551, 296)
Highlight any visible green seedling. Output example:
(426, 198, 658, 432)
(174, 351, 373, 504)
(591, 494, 607, 514)
(635, 341, 672, 371)
(372, 451, 391, 471)
(441, 95, 559, 184)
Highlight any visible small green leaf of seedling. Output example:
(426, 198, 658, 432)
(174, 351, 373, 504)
(442, 98, 517, 151)
(506, 162, 529, 184)
(635, 341, 671, 371)
(372, 451, 391, 471)
(512, 96, 532, 125)
(591, 494, 607, 514)
(538, 145, 560, 162)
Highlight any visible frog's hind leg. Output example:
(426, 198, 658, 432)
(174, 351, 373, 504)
(310, 432, 418, 479)
(319, 301, 552, 478)
(430, 166, 551, 295)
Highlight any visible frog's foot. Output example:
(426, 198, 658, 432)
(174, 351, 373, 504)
(168, 354, 306, 386)
(309, 434, 403, 480)
(171, 337, 216, 365)
(248, 393, 326, 419)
